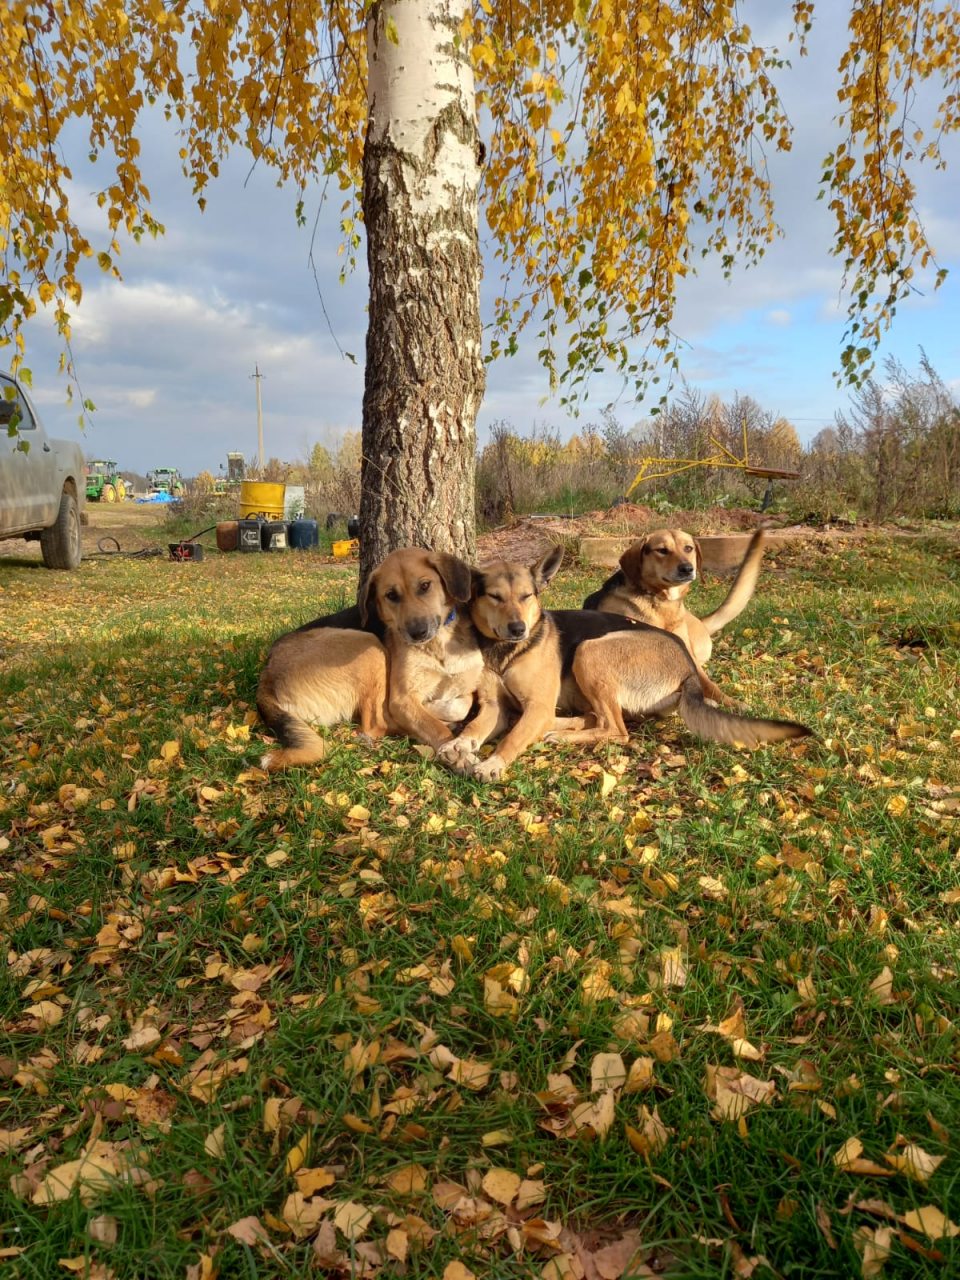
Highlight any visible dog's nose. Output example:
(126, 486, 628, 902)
(406, 618, 432, 642)
(507, 620, 527, 639)
(677, 562, 695, 578)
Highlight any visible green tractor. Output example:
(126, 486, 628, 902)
(85, 459, 126, 503)
(147, 467, 184, 498)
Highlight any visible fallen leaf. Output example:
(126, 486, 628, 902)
(900, 1205, 960, 1240)
(882, 1142, 944, 1184)
(481, 1167, 521, 1206)
(226, 1217, 269, 1246)
(204, 1124, 226, 1160)
(869, 967, 897, 1006)
(591, 1052, 627, 1093)
(834, 1137, 894, 1177)
(855, 1225, 894, 1278)
(443, 1263, 477, 1280)
(333, 1200, 372, 1240)
(384, 1163, 428, 1195)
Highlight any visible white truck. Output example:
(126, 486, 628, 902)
(0, 372, 85, 569)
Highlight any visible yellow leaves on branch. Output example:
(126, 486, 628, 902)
(2, 1, 958, 393)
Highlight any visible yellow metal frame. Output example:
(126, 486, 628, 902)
(627, 420, 798, 496)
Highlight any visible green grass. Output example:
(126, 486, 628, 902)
(2, 529, 960, 1278)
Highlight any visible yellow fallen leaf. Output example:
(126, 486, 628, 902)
(833, 1137, 894, 1177)
(625, 1106, 672, 1158)
(203, 1124, 226, 1160)
(481, 1167, 521, 1206)
(855, 1224, 893, 1279)
(384, 1163, 428, 1195)
(294, 1167, 336, 1196)
(443, 1263, 477, 1280)
(333, 1200, 372, 1240)
(900, 1204, 960, 1239)
(481, 1129, 513, 1147)
(883, 1143, 944, 1184)
(623, 1057, 656, 1094)
(448, 1058, 491, 1091)
(160, 739, 181, 761)
(285, 1132, 310, 1175)
(33, 1142, 120, 1206)
(869, 967, 896, 1006)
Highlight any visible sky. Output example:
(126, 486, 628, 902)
(19, 5, 960, 478)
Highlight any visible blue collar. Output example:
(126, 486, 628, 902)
(444, 608, 457, 626)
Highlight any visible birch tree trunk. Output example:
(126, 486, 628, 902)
(359, 0, 483, 583)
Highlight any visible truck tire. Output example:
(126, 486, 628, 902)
(40, 488, 82, 570)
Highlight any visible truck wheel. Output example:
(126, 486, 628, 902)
(103, 483, 116, 502)
(40, 489, 82, 570)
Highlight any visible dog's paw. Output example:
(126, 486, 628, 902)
(435, 738, 479, 774)
(470, 754, 506, 783)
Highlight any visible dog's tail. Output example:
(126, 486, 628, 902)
(257, 681, 328, 772)
(677, 674, 811, 747)
(701, 528, 767, 637)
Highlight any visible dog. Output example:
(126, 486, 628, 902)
(583, 527, 767, 669)
(357, 547, 503, 769)
(257, 547, 498, 772)
(257, 625, 393, 771)
(445, 546, 811, 780)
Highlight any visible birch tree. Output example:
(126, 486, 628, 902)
(2, 1, 958, 576)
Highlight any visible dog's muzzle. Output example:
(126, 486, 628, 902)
(503, 620, 528, 640)
(405, 617, 439, 644)
(675, 563, 695, 581)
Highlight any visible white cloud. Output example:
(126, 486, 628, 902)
(766, 309, 792, 328)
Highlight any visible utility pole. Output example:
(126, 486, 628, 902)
(250, 364, 265, 472)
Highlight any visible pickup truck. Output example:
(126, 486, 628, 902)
(0, 372, 85, 569)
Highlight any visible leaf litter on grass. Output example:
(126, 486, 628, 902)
(2, 532, 960, 1277)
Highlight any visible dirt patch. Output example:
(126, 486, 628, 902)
(1, 501, 169, 565)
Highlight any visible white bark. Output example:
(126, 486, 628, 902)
(360, 0, 483, 579)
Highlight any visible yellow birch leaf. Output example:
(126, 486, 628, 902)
(285, 1132, 310, 1175)
(482, 1167, 521, 1205)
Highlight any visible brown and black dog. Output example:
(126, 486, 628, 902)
(583, 527, 767, 669)
(257, 547, 498, 772)
(444, 546, 810, 780)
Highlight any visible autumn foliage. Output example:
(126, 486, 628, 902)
(2, 1, 958, 395)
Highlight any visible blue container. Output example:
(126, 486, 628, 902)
(289, 518, 319, 550)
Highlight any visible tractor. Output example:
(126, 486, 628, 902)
(85, 460, 126, 503)
(147, 467, 184, 497)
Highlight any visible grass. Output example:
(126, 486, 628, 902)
(1, 527, 960, 1279)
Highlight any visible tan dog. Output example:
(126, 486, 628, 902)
(583, 527, 767, 668)
(446, 546, 810, 780)
(358, 547, 502, 769)
(258, 547, 498, 772)
(258, 626, 392, 771)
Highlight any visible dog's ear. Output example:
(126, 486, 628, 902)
(470, 567, 486, 598)
(531, 544, 563, 591)
(429, 552, 473, 604)
(693, 539, 703, 578)
(619, 537, 650, 585)
(358, 568, 379, 626)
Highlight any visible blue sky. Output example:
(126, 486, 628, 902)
(19, 6, 960, 476)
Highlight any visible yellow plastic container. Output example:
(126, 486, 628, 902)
(332, 538, 359, 558)
(238, 480, 285, 520)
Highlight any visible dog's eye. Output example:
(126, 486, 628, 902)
(520, 593, 533, 602)
(487, 592, 503, 603)
(684, 545, 694, 553)
(418, 580, 432, 594)
(656, 547, 669, 555)
(384, 588, 401, 603)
